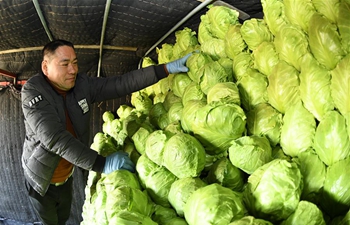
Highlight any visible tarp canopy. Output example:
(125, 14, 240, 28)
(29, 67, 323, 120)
(0, 1, 262, 224)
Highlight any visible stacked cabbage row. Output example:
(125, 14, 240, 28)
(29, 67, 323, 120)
(81, 0, 350, 224)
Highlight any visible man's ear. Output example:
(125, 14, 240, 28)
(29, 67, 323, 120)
(41, 60, 48, 75)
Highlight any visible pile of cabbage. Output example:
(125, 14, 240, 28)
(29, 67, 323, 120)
(82, 0, 350, 224)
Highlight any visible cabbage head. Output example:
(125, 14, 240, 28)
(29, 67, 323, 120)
(232, 52, 254, 81)
(172, 27, 199, 58)
(229, 216, 273, 225)
(100, 169, 141, 193)
(163, 133, 206, 178)
(280, 101, 316, 157)
(283, 0, 316, 32)
(168, 177, 207, 217)
(243, 159, 303, 223)
(246, 103, 283, 147)
(313, 110, 350, 166)
(311, 0, 340, 23)
(280, 201, 326, 225)
(293, 150, 326, 204)
(200, 37, 227, 60)
(252, 41, 279, 77)
(308, 13, 344, 70)
(184, 183, 247, 225)
(331, 54, 350, 117)
(206, 157, 245, 191)
(157, 43, 173, 64)
(241, 18, 273, 51)
(131, 91, 153, 114)
(167, 101, 183, 124)
(237, 68, 269, 111)
(182, 82, 206, 106)
(191, 102, 247, 155)
(117, 105, 134, 120)
(136, 154, 178, 207)
(299, 53, 334, 121)
(261, 0, 288, 36)
(207, 82, 240, 105)
(320, 157, 350, 217)
(148, 102, 168, 130)
(180, 100, 206, 133)
(163, 91, 181, 111)
(186, 52, 213, 83)
(151, 205, 178, 225)
(171, 73, 192, 98)
(109, 211, 157, 225)
(224, 24, 247, 59)
(145, 130, 172, 166)
(267, 60, 300, 114)
(229, 135, 272, 175)
(274, 24, 309, 71)
(337, 2, 350, 53)
(132, 127, 153, 155)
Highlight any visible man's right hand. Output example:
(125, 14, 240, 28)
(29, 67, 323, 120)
(102, 151, 135, 174)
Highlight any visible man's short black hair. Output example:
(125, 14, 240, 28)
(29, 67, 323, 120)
(42, 39, 75, 59)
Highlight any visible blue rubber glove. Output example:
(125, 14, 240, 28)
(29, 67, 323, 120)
(102, 151, 135, 174)
(165, 53, 192, 74)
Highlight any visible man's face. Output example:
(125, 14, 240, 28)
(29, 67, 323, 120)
(42, 45, 78, 91)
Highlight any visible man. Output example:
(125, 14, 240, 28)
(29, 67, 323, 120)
(21, 39, 190, 225)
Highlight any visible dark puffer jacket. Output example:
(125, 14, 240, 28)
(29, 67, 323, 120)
(21, 65, 167, 196)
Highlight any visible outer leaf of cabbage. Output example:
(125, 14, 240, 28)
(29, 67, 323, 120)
(280, 101, 316, 157)
(267, 60, 300, 114)
(163, 133, 206, 178)
(191, 103, 247, 155)
(168, 177, 207, 217)
(308, 13, 344, 70)
(274, 24, 309, 71)
(237, 69, 269, 111)
(240, 18, 273, 51)
(186, 52, 213, 83)
(261, 0, 289, 36)
(228, 135, 273, 175)
(157, 43, 174, 64)
(163, 91, 182, 111)
(224, 24, 247, 60)
(229, 216, 273, 225)
(246, 103, 283, 147)
(311, 0, 340, 23)
(199, 60, 232, 94)
(109, 211, 158, 225)
(200, 37, 227, 60)
(293, 149, 326, 204)
(167, 101, 183, 124)
(252, 41, 279, 77)
(184, 184, 247, 225)
(145, 130, 172, 166)
(206, 5, 240, 40)
(148, 102, 167, 130)
(182, 82, 206, 106)
(207, 82, 240, 105)
(198, 14, 213, 44)
(321, 157, 350, 217)
(151, 205, 178, 225)
(132, 127, 152, 155)
(136, 154, 178, 207)
(331, 54, 350, 117)
(206, 157, 245, 191)
(171, 73, 192, 98)
(313, 110, 350, 166)
(337, 2, 350, 53)
(180, 100, 206, 133)
(172, 27, 199, 58)
(283, 0, 316, 32)
(131, 91, 153, 114)
(233, 52, 254, 81)
(299, 53, 334, 121)
(280, 201, 326, 225)
(243, 159, 303, 223)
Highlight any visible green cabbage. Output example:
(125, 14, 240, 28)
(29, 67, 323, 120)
(163, 91, 181, 111)
(280, 101, 316, 157)
(207, 82, 240, 105)
(148, 102, 168, 130)
(299, 54, 334, 121)
(252, 41, 279, 77)
(274, 24, 309, 71)
(237, 69, 269, 111)
(171, 73, 192, 98)
(240, 18, 273, 51)
(246, 103, 283, 147)
(280, 201, 326, 225)
(132, 126, 153, 155)
(243, 159, 303, 223)
(145, 130, 172, 166)
(337, 2, 350, 53)
(229, 135, 273, 175)
(260, 0, 289, 35)
(172, 27, 199, 58)
(157, 43, 174, 64)
(200, 37, 227, 60)
(186, 52, 213, 83)
(168, 177, 207, 217)
(311, 0, 340, 23)
(331, 54, 350, 117)
(283, 0, 316, 32)
(321, 157, 350, 217)
(232, 52, 254, 81)
(131, 91, 153, 114)
(180, 100, 206, 133)
(181, 82, 206, 106)
(206, 157, 245, 191)
(229, 216, 273, 225)
(308, 13, 345, 70)
(163, 133, 206, 178)
(191, 102, 247, 155)
(109, 211, 157, 225)
(313, 110, 350, 166)
(184, 183, 247, 225)
(224, 24, 247, 59)
(151, 205, 178, 225)
(167, 101, 183, 124)
(267, 61, 300, 114)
